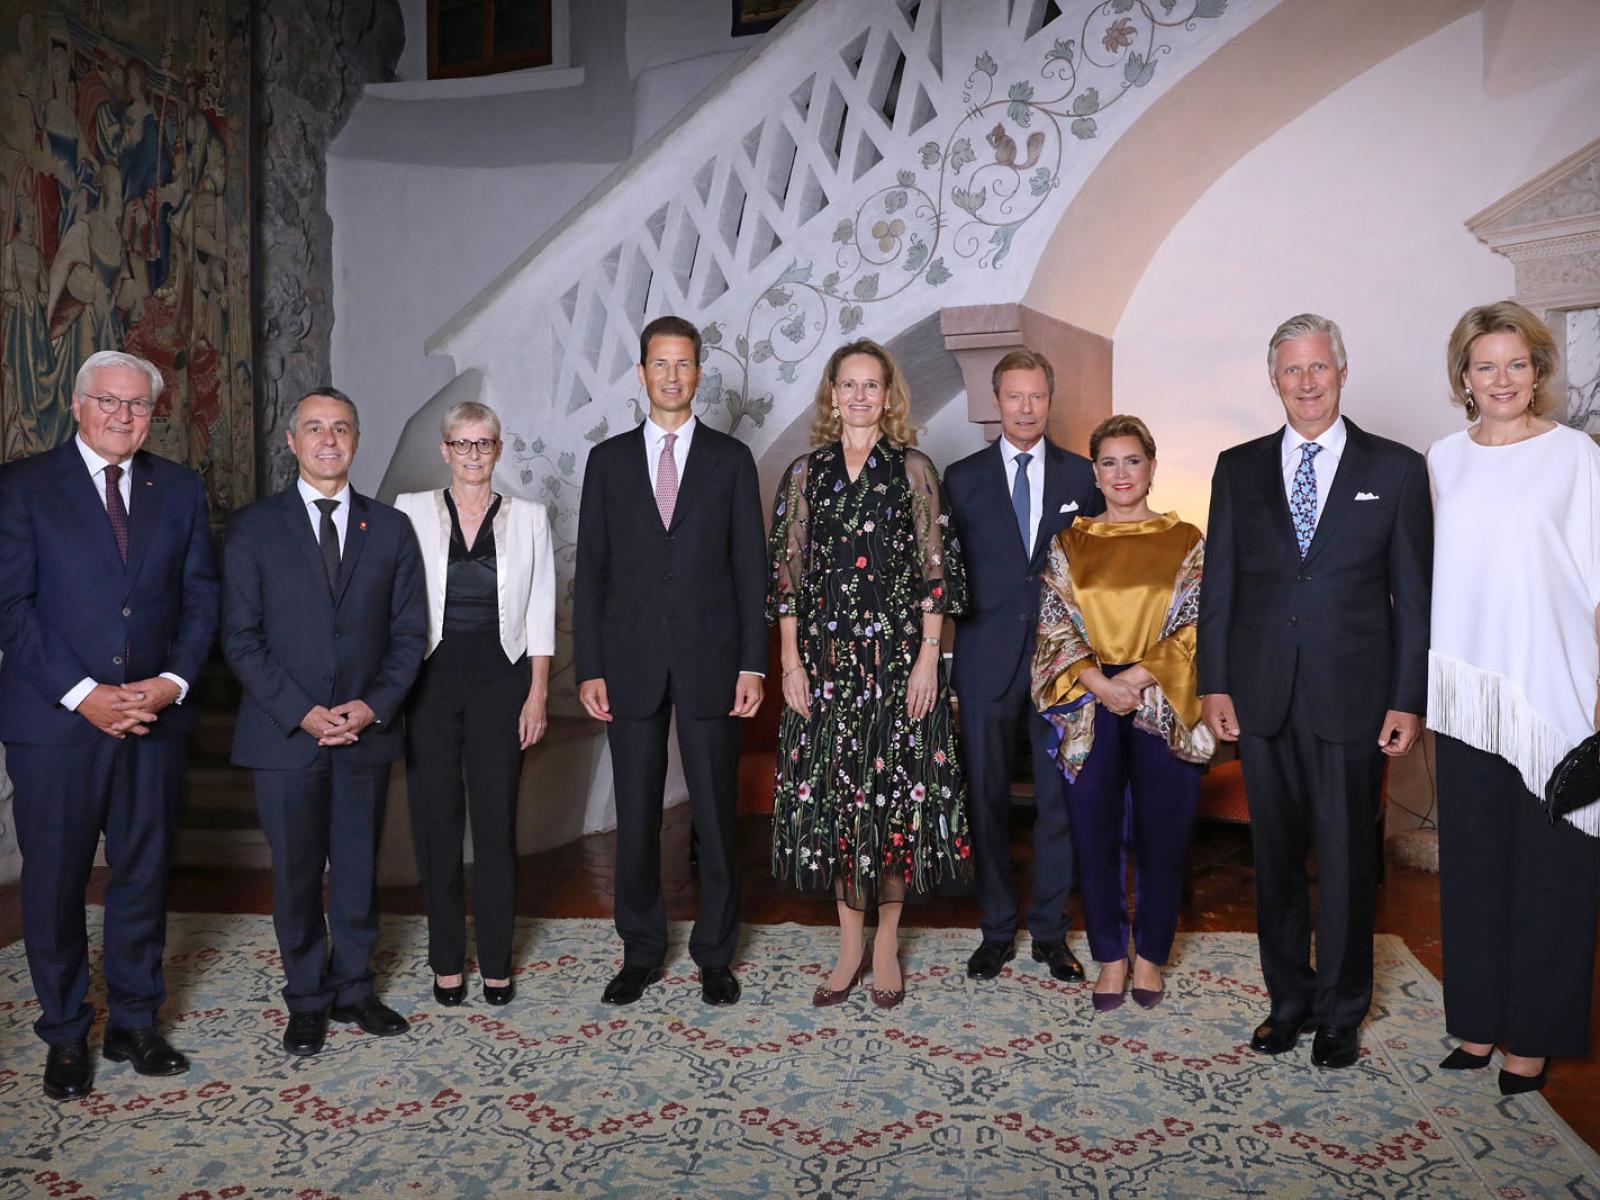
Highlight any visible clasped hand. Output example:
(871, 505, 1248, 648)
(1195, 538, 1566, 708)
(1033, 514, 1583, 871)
(300, 699, 376, 745)
(78, 677, 181, 738)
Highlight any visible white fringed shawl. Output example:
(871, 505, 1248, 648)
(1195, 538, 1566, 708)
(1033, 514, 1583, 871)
(1426, 425, 1600, 835)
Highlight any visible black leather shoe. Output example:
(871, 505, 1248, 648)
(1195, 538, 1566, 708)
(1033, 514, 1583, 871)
(602, 965, 663, 1005)
(1250, 1016, 1316, 1056)
(966, 940, 1016, 980)
(433, 978, 467, 1007)
(1030, 939, 1086, 982)
(43, 1039, 92, 1100)
(700, 966, 740, 1006)
(330, 997, 410, 1037)
(283, 1010, 328, 1057)
(482, 980, 514, 1006)
(102, 1026, 189, 1076)
(1311, 1025, 1360, 1069)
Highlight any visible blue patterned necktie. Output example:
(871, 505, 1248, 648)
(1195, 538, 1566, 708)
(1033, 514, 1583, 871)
(1289, 442, 1322, 558)
(1012, 451, 1032, 556)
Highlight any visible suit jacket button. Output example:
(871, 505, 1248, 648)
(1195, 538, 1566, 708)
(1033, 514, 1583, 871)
(112, 655, 122, 665)
(121, 607, 132, 617)
(1287, 616, 1298, 627)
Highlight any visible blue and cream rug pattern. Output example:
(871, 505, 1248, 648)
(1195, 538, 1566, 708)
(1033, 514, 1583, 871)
(0, 913, 1595, 1198)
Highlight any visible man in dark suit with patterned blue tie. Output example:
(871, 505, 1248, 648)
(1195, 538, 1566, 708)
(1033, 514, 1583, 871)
(222, 388, 426, 1056)
(1199, 314, 1431, 1069)
(945, 349, 1103, 982)
(0, 351, 219, 1100)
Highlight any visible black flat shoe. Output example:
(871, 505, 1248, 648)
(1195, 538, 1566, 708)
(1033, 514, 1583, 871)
(433, 979, 468, 1007)
(1499, 1063, 1548, 1095)
(43, 1039, 92, 1100)
(330, 997, 410, 1037)
(1250, 1016, 1316, 1056)
(283, 1010, 328, 1057)
(482, 980, 514, 1006)
(1439, 1046, 1493, 1070)
(602, 965, 663, 1005)
(1030, 939, 1086, 983)
(966, 940, 1016, 980)
(700, 966, 740, 1006)
(1311, 1025, 1360, 1069)
(102, 1026, 189, 1076)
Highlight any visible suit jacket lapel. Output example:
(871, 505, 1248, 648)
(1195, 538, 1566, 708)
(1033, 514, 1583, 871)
(334, 491, 371, 606)
(280, 486, 334, 602)
(1301, 422, 1366, 568)
(1257, 432, 1300, 561)
(668, 427, 721, 533)
(122, 452, 159, 594)
(55, 443, 127, 575)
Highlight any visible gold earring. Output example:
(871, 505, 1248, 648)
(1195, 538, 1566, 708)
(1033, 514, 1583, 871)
(830, 401, 840, 420)
(1464, 392, 1477, 420)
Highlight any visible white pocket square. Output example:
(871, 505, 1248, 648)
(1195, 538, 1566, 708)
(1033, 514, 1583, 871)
(1354, 491, 1380, 501)
(1060, 501, 1079, 513)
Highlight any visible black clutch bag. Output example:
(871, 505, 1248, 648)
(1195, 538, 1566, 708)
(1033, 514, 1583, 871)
(1544, 731, 1600, 823)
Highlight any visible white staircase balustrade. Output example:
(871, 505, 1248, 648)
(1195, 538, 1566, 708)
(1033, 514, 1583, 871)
(424, 0, 1261, 703)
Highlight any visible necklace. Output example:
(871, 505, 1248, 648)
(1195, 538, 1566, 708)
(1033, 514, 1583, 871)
(449, 487, 494, 521)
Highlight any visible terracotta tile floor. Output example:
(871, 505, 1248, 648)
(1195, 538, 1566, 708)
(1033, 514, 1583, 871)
(2, 811, 1596, 1149)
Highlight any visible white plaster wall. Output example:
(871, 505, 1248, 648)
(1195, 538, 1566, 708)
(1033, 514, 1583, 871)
(329, 158, 613, 493)
(1112, 10, 1600, 529)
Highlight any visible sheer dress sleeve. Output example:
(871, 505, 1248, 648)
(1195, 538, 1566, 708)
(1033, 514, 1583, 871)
(903, 449, 967, 617)
(766, 452, 811, 624)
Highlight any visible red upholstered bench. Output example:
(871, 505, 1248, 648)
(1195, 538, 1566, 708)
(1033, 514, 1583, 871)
(1197, 758, 1250, 824)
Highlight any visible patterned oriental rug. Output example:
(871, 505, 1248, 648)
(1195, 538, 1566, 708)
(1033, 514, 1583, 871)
(0, 914, 1595, 1199)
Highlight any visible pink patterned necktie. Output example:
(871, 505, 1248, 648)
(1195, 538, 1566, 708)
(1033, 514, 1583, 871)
(655, 431, 679, 528)
(104, 463, 129, 562)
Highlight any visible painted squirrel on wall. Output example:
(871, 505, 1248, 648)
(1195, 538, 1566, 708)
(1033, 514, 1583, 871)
(988, 123, 1045, 169)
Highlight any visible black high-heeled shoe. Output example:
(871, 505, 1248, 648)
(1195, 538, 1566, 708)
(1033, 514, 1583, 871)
(1498, 1062, 1548, 1095)
(1439, 1045, 1492, 1070)
(482, 980, 515, 1006)
(433, 978, 468, 1007)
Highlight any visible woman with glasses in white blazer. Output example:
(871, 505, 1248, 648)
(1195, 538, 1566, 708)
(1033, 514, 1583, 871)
(395, 401, 555, 1008)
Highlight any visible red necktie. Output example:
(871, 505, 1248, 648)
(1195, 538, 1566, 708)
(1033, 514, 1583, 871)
(655, 432, 679, 528)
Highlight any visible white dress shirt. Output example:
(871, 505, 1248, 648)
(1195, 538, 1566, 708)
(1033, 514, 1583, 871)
(1280, 415, 1347, 525)
(998, 434, 1046, 557)
(297, 477, 352, 553)
(643, 414, 696, 490)
(60, 437, 189, 712)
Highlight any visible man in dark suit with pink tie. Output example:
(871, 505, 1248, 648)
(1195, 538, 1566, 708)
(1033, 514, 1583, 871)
(0, 350, 219, 1101)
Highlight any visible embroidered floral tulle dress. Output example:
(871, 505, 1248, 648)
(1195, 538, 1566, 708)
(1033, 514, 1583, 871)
(767, 440, 972, 909)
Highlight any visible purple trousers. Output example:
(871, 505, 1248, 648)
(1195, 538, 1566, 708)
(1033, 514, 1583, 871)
(1062, 698, 1201, 965)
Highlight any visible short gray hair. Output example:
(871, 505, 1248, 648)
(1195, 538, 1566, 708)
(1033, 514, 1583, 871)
(290, 386, 360, 433)
(1268, 313, 1347, 374)
(75, 351, 164, 400)
(441, 400, 501, 442)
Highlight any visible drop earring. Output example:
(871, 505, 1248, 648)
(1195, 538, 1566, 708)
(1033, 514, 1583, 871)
(1464, 392, 1478, 420)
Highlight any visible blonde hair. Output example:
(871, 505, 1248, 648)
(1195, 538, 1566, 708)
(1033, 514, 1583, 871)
(441, 400, 502, 441)
(1445, 300, 1559, 419)
(1089, 414, 1156, 460)
(808, 339, 917, 448)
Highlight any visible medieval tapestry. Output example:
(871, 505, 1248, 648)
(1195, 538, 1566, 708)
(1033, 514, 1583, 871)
(1, 0, 252, 521)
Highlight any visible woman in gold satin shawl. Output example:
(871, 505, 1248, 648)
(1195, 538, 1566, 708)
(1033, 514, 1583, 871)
(1032, 415, 1214, 1011)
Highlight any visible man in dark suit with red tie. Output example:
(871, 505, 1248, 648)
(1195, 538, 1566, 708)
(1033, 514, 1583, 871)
(0, 350, 219, 1100)
(222, 388, 426, 1056)
(945, 348, 1103, 983)
(1199, 314, 1431, 1069)
(574, 316, 767, 1008)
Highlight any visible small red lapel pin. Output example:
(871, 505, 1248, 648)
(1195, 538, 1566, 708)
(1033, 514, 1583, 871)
(359, 520, 368, 530)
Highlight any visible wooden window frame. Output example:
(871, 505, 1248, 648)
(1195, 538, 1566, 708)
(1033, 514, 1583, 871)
(428, 0, 554, 80)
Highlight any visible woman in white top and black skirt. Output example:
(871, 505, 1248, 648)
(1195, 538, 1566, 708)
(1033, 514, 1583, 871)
(1427, 300, 1600, 1095)
(395, 401, 556, 1008)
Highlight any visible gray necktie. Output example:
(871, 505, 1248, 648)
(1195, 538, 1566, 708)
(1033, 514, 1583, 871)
(315, 498, 340, 589)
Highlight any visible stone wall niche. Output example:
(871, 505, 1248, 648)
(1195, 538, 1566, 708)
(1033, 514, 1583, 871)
(939, 305, 1113, 455)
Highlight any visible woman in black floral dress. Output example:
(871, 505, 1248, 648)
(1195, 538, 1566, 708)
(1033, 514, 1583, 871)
(768, 338, 971, 1009)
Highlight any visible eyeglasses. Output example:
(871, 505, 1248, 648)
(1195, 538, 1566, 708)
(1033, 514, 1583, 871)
(445, 437, 500, 456)
(86, 393, 155, 418)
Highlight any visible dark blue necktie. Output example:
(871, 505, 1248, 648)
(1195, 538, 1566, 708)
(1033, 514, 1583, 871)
(1012, 451, 1032, 556)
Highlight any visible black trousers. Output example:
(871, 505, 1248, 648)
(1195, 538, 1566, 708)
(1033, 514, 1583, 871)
(8, 738, 185, 1044)
(255, 751, 391, 1012)
(1238, 675, 1385, 1028)
(962, 666, 1076, 944)
(405, 631, 529, 978)
(1437, 734, 1600, 1057)
(606, 677, 741, 969)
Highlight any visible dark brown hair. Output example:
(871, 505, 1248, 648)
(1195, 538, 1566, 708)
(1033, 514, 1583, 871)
(639, 315, 703, 365)
(1088, 414, 1156, 460)
(990, 348, 1056, 398)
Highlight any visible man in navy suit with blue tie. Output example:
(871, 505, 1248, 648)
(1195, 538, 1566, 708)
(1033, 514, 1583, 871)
(0, 350, 219, 1100)
(222, 388, 426, 1056)
(945, 349, 1103, 981)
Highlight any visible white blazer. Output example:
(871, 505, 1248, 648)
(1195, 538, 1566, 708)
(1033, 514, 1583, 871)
(394, 490, 556, 663)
